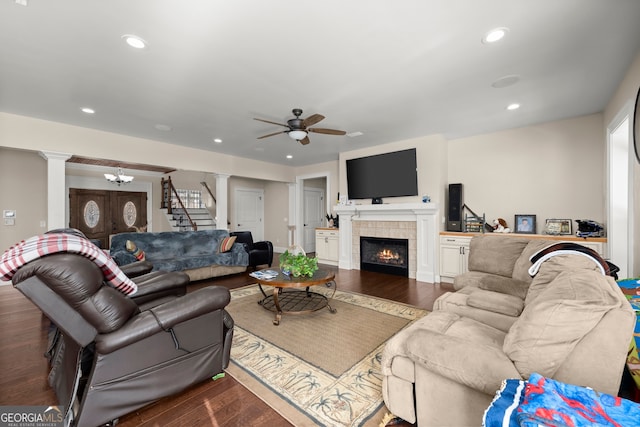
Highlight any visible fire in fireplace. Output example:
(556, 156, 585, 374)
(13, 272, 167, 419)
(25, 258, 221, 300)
(360, 236, 409, 277)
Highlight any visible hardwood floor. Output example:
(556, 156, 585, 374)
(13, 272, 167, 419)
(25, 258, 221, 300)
(0, 266, 453, 427)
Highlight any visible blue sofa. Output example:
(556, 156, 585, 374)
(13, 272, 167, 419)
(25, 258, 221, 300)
(110, 230, 249, 281)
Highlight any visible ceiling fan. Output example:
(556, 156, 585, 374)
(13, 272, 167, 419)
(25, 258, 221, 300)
(254, 108, 346, 145)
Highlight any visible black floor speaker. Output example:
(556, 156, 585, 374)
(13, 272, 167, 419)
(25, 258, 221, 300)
(447, 183, 463, 232)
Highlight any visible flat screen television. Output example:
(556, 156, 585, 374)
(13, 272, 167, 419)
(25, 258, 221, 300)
(346, 148, 418, 202)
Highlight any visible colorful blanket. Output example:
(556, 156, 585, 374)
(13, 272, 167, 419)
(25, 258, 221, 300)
(617, 278, 640, 391)
(0, 232, 137, 295)
(484, 373, 640, 427)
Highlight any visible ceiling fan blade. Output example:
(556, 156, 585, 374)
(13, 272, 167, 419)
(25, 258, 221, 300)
(308, 128, 347, 136)
(302, 114, 325, 127)
(257, 130, 287, 139)
(299, 136, 311, 145)
(253, 118, 289, 127)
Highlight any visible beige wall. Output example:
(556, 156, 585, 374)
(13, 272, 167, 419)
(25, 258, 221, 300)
(263, 181, 290, 250)
(448, 113, 605, 234)
(0, 112, 296, 183)
(0, 148, 47, 250)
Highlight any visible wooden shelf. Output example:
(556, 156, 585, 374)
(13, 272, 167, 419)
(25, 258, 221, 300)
(439, 231, 606, 243)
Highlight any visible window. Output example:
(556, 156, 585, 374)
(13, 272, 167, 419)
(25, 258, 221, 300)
(173, 189, 204, 209)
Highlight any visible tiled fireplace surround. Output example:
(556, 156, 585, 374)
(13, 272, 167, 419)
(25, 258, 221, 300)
(354, 222, 416, 275)
(333, 203, 439, 282)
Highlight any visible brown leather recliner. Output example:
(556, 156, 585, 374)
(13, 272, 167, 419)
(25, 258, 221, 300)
(11, 253, 234, 427)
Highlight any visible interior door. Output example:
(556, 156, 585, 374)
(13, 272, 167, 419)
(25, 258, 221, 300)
(70, 189, 147, 248)
(303, 188, 324, 253)
(234, 188, 264, 242)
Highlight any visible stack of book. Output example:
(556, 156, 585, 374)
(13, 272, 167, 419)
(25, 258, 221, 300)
(249, 269, 279, 280)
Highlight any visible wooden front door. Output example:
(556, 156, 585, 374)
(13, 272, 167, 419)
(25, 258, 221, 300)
(70, 189, 147, 249)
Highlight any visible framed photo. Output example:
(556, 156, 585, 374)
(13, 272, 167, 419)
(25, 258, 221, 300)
(514, 214, 536, 234)
(544, 218, 572, 235)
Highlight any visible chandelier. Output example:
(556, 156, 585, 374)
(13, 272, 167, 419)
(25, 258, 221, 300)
(104, 167, 134, 185)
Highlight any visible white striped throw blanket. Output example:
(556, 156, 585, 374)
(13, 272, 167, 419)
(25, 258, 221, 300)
(0, 233, 137, 295)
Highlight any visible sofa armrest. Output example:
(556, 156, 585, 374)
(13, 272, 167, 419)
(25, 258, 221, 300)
(119, 260, 153, 278)
(466, 289, 524, 317)
(253, 240, 273, 252)
(406, 329, 520, 395)
(95, 286, 230, 354)
(131, 271, 189, 306)
(253, 240, 273, 251)
(149, 286, 230, 329)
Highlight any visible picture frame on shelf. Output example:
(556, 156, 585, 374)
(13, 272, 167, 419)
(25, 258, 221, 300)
(514, 214, 536, 234)
(544, 218, 572, 235)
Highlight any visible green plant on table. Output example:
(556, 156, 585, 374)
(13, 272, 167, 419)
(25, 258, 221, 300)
(279, 250, 318, 277)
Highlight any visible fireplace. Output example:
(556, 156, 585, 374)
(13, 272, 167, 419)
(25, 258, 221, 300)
(360, 236, 409, 277)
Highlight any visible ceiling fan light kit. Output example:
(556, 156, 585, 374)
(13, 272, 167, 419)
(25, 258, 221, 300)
(254, 108, 346, 145)
(288, 130, 307, 141)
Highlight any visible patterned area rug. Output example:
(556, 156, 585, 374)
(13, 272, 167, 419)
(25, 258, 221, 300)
(225, 284, 428, 426)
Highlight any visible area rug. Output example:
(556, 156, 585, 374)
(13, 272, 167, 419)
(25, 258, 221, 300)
(224, 284, 428, 426)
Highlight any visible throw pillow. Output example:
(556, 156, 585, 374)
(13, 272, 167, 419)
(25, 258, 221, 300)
(218, 235, 237, 253)
(125, 240, 146, 261)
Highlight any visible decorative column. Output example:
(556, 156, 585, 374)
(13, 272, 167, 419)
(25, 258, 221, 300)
(414, 207, 439, 283)
(39, 151, 72, 231)
(333, 205, 356, 270)
(214, 173, 230, 230)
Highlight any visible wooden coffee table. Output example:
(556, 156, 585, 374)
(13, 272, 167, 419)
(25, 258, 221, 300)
(253, 269, 337, 325)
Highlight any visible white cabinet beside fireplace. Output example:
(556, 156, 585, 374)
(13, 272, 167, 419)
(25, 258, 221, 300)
(316, 228, 339, 266)
(439, 235, 471, 283)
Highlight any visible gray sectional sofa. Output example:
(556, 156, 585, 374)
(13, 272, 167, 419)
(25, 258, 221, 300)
(110, 229, 248, 281)
(381, 234, 635, 427)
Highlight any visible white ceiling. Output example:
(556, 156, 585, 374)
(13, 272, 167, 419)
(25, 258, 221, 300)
(1, 0, 640, 167)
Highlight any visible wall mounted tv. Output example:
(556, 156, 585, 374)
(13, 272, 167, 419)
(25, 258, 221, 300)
(346, 148, 418, 203)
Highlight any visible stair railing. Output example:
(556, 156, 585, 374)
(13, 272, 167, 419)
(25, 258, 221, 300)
(200, 181, 217, 207)
(161, 176, 198, 231)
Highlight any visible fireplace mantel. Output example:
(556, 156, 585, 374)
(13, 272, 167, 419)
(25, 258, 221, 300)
(333, 203, 440, 283)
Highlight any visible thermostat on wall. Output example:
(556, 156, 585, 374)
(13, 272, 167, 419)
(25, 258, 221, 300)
(3, 210, 16, 226)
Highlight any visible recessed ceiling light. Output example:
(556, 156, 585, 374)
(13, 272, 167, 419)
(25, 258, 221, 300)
(346, 131, 363, 138)
(213, 138, 222, 143)
(482, 27, 509, 44)
(506, 103, 520, 111)
(81, 107, 95, 114)
(491, 74, 520, 88)
(286, 155, 293, 159)
(122, 34, 147, 49)
(155, 124, 172, 132)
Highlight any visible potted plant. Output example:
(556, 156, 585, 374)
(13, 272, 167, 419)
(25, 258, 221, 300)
(279, 249, 319, 278)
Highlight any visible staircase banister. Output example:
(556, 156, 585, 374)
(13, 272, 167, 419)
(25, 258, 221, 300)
(200, 181, 217, 206)
(163, 176, 197, 231)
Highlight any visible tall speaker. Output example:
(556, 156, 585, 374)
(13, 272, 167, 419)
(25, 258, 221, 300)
(447, 183, 463, 232)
